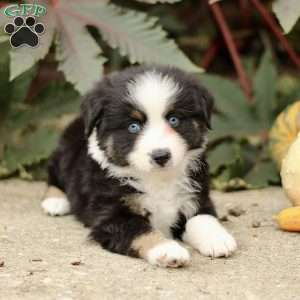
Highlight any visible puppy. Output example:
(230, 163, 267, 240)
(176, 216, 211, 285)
(42, 66, 237, 268)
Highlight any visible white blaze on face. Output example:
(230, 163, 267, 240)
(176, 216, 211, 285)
(127, 70, 187, 172)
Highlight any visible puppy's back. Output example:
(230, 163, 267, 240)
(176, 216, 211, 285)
(48, 117, 86, 190)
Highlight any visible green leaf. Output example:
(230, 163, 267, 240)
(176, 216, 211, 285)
(67, 2, 201, 73)
(199, 74, 260, 140)
(54, 10, 106, 94)
(207, 143, 237, 174)
(10, 65, 38, 103)
(199, 74, 249, 118)
(0, 36, 9, 43)
(0, 42, 10, 119)
(244, 160, 280, 188)
(209, 114, 261, 141)
(273, 0, 300, 34)
(4, 82, 80, 132)
(0, 82, 80, 177)
(30, 82, 81, 119)
(0, 127, 59, 178)
(253, 49, 277, 129)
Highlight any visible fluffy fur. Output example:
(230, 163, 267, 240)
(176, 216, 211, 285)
(42, 65, 236, 267)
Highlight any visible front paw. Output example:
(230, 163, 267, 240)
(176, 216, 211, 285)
(146, 240, 190, 268)
(184, 215, 237, 258)
(197, 230, 237, 258)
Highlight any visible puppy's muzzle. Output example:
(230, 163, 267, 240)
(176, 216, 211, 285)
(150, 149, 171, 167)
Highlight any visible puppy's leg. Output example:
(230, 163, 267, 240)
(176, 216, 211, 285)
(41, 186, 71, 216)
(91, 211, 190, 268)
(132, 231, 190, 268)
(183, 214, 237, 258)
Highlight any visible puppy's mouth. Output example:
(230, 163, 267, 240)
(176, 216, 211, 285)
(150, 160, 172, 170)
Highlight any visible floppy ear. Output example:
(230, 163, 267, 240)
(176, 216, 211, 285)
(80, 85, 106, 137)
(193, 84, 214, 130)
(199, 87, 214, 129)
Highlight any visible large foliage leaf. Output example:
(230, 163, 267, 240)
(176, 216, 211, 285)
(53, 7, 106, 94)
(244, 160, 280, 188)
(64, 1, 201, 73)
(0, 82, 80, 178)
(208, 141, 279, 190)
(207, 143, 237, 174)
(2, 1, 200, 94)
(0, 128, 59, 178)
(200, 49, 277, 141)
(0, 42, 10, 118)
(10, 65, 38, 104)
(273, 0, 300, 34)
(199, 74, 260, 140)
(253, 49, 277, 129)
(0, 41, 38, 122)
(199, 74, 249, 119)
(0, 36, 9, 43)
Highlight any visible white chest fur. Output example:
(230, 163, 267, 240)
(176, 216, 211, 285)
(130, 171, 200, 238)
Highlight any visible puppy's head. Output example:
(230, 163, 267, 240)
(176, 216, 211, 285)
(82, 66, 213, 174)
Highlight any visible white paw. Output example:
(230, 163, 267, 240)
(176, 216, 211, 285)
(197, 229, 237, 258)
(146, 240, 190, 268)
(41, 197, 71, 216)
(183, 215, 237, 258)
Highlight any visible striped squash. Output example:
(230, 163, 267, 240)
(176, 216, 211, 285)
(269, 100, 300, 169)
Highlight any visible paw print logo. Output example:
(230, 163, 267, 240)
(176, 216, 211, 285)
(4, 16, 45, 48)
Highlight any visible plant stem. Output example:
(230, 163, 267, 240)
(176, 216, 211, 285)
(250, 0, 300, 70)
(210, 2, 253, 101)
(201, 39, 221, 69)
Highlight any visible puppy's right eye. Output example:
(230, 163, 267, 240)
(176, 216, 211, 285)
(128, 122, 141, 134)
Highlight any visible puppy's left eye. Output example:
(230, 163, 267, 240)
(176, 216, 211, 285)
(128, 122, 141, 134)
(167, 116, 180, 128)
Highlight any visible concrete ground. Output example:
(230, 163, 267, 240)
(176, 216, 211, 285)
(0, 180, 299, 300)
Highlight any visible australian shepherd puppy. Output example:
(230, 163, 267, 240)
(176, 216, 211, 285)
(42, 66, 237, 268)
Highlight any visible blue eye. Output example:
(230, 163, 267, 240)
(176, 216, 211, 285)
(168, 116, 180, 128)
(128, 122, 141, 134)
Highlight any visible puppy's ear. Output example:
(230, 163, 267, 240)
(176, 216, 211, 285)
(193, 84, 214, 130)
(81, 86, 106, 137)
(200, 87, 214, 129)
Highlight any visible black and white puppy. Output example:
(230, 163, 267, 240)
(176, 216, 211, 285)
(42, 66, 237, 268)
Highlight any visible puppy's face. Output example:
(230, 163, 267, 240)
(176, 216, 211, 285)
(83, 67, 213, 173)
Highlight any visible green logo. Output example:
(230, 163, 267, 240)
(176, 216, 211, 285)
(4, 3, 46, 18)
(3, 3, 47, 48)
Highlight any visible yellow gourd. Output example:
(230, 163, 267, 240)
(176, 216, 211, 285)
(274, 207, 300, 232)
(281, 132, 300, 206)
(269, 100, 300, 169)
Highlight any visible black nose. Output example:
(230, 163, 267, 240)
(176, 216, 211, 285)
(151, 149, 171, 167)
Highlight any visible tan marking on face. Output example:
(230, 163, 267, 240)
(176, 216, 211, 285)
(130, 110, 144, 122)
(131, 231, 167, 258)
(44, 186, 66, 199)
